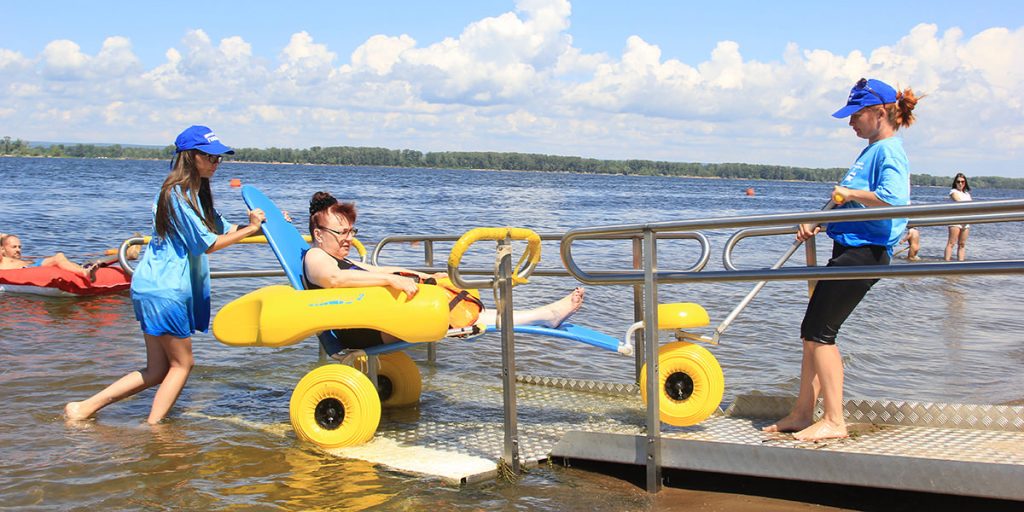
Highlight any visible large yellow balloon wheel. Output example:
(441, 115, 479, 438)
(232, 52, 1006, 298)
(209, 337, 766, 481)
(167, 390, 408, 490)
(354, 352, 422, 408)
(640, 341, 725, 426)
(289, 364, 382, 448)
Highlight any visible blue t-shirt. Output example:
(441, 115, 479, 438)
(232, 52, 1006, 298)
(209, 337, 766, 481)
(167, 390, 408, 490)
(130, 187, 230, 335)
(826, 137, 910, 251)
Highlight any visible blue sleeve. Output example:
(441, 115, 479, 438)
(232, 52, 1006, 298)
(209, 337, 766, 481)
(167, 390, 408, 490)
(873, 155, 909, 207)
(171, 192, 219, 256)
(213, 209, 232, 235)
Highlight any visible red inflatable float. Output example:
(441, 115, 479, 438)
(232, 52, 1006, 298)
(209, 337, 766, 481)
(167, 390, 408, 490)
(0, 265, 131, 297)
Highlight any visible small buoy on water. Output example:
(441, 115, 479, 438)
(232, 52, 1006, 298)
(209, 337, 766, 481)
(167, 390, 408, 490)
(230, 178, 242, 188)
(745, 187, 755, 196)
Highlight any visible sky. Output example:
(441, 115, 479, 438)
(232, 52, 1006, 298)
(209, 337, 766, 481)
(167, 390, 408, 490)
(2, 0, 1023, 177)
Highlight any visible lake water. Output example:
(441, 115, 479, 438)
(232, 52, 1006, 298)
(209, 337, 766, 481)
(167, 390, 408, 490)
(2, 157, 1023, 510)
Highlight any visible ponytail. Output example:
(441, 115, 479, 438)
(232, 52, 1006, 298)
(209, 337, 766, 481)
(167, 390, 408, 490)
(887, 87, 924, 130)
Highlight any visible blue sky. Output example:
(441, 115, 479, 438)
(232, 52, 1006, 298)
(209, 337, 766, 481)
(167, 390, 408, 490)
(3, 0, 1023, 176)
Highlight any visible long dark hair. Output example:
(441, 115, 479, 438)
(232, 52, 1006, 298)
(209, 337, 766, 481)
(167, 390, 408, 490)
(155, 150, 218, 239)
(951, 172, 971, 193)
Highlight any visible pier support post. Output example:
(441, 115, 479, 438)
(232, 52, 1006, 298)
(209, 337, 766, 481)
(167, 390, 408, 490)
(642, 229, 662, 493)
(497, 236, 521, 474)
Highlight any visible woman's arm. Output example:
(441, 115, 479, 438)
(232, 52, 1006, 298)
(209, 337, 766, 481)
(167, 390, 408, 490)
(354, 261, 447, 281)
(206, 209, 266, 254)
(305, 249, 419, 296)
(833, 186, 891, 207)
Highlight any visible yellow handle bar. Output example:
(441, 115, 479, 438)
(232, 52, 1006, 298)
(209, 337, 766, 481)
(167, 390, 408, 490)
(448, 227, 541, 285)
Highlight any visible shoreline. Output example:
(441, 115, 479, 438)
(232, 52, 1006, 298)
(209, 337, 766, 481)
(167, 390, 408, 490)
(0, 154, 981, 188)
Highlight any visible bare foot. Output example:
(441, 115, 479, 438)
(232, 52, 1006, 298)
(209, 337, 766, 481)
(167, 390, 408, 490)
(81, 262, 100, 283)
(544, 287, 585, 328)
(793, 419, 848, 441)
(64, 401, 92, 421)
(762, 413, 813, 433)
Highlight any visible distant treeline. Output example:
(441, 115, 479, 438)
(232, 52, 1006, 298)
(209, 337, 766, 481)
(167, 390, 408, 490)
(3, 135, 1022, 189)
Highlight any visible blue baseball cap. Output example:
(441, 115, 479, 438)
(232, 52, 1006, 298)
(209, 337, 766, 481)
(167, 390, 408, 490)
(174, 125, 235, 154)
(832, 78, 898, 118)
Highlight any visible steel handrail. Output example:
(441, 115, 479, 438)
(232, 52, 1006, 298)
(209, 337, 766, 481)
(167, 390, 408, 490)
(723, 210, 1024, 271)
(117, 233, 368, 279)
(562, 199, 1024, 285)
(373, 231, 712, 276)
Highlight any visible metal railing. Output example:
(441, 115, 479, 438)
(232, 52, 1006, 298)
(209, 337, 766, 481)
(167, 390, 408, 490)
(116, 234, 368, 279)
(559, 198, 1024, 493)
(372, 231, 710, 374)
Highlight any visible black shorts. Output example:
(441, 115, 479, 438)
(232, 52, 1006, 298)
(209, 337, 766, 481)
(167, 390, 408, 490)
(318, 328, 384, 355)
(800, 242, 890, 345)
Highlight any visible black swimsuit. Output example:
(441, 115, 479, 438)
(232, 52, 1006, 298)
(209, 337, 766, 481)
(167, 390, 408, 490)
(304, 254, 385, 354)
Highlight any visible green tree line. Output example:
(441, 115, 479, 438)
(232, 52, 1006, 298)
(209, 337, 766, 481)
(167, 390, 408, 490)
(4, 136, 1023, 189)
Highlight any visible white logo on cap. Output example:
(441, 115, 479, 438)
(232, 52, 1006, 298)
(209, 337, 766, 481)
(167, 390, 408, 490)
(204, 132, 220, 143)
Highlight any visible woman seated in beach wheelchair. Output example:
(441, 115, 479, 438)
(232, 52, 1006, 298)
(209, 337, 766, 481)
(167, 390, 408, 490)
(213, 187, 724, 449)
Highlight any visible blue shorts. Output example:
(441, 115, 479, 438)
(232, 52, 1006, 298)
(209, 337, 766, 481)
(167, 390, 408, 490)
(132, 294, 196, 338)
(29, 260, 43, 267)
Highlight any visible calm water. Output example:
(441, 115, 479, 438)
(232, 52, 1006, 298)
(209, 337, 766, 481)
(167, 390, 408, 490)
(2, 157, 1023, 510)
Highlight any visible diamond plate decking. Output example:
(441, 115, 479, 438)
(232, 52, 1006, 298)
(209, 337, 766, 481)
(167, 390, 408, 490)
(320, 370, 1024, 498)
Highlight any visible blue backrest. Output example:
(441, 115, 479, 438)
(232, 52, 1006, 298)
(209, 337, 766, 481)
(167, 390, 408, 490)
(241, 185, 308, 290)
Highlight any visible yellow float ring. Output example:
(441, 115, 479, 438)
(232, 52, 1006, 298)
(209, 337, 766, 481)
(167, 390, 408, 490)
(289, 364, 381, 448)
(639, 342, 724, 427)
(355, 352, 422, 408)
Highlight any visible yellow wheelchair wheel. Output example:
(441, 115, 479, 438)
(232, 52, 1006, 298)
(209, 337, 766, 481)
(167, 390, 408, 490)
(639, 341, 724, 426)
(374, 352, 422, 408)
(289, 364, 381, 448)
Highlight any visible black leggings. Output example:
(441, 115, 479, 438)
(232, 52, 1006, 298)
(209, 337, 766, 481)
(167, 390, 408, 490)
(800, 242, 889, 345)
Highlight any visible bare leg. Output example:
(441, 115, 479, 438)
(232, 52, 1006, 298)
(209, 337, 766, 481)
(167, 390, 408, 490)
(477, 288, 584, 328)
(65, 334, 171, 420)
(147, 336, 195, 424)
(763, 340, 819, 433)
(794, 342, 848, 441)
(907, 229, 920, 260)
(42, 252, 96, 280)
(957, 228, 969, 261)
(944, 227, 960, 261)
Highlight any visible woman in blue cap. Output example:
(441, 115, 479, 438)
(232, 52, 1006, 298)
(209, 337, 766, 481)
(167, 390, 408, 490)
(66, 126, 266, 424)
(764, 79, 922, 441)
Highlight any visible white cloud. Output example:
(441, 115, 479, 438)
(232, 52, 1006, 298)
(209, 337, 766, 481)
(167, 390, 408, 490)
(277, 31, 336, 83)
(41, 40, 90, 80)
(1, 0, 1023, 176)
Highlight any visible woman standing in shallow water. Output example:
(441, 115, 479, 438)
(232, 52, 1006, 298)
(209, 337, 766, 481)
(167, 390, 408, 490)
(764, 78, 921, 441)
(945, 172, 972, 261)
(66, 125, 266, 424)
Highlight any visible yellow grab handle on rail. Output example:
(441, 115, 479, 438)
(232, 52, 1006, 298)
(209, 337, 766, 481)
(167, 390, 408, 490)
(448, 227, 542, 285)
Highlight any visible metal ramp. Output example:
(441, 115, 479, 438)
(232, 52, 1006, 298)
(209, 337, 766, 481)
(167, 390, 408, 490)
(550, 392, 1024, 501)
(320, 369, 1024, 501)
(323, 372, 644, 484)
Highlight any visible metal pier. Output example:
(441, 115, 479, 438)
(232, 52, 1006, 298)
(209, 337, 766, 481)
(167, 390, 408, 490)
(551, 393, 1024, 501)
(311, 367, 1024, 500)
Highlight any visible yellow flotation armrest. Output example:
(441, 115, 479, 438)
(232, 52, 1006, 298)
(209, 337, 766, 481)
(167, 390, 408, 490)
(448, 227, 541, 285)
(213, 284, 450, 347)
(657, 303, 710, 330)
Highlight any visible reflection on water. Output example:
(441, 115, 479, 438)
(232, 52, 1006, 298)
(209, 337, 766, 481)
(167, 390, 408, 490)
(2, 158, 1023, 509)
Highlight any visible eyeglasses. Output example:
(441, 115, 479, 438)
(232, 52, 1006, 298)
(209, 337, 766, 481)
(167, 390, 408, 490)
(317, 224, 358, 238)
(856, 78, 886, 104)
(201, 153, 223, 164)
(955, 180, 966, 184)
